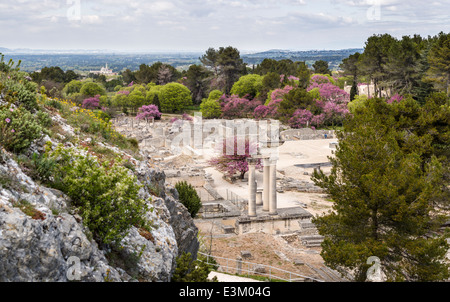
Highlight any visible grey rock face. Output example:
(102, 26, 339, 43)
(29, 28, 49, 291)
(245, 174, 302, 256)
(0, 205, 124, 282)
(0, 148, 199, 282)
(161, 195, 199, 258)
(137, 165, 199, 258)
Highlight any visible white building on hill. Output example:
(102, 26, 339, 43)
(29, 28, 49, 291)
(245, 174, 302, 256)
(89, 63, 117, 76)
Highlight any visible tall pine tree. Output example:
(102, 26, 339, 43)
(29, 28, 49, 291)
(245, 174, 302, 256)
(312, 96, 450, 281)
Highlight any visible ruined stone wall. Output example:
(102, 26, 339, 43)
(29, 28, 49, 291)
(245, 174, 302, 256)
(281, 129, 335, 141)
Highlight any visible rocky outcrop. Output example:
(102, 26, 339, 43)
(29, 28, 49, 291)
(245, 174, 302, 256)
(0, 208, 125, 282)
(0, 156, 125, 281)
(0, 147, 199, 282)
(137, 165, 200, 259)
(161, 194, 199, 258)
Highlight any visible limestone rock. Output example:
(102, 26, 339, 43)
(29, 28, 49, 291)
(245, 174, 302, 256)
(0, 148, 198, 282)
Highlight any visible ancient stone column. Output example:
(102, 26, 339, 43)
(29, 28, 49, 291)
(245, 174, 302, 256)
(269, 159, 278, 215)
(247, 158, 257, 217)
(263, 157, 270, 212)
(256, 189, 262, 206)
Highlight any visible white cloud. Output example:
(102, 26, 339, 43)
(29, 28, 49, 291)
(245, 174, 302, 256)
(0, 0, 448, 51)
(81, 15, 102, 24)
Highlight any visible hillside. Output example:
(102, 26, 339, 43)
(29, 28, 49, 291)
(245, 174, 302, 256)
(0, 59, 199, 281)
(242, 48, 363, 70)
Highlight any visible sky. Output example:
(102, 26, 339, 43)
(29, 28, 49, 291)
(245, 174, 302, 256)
(0, 0, 449, 52)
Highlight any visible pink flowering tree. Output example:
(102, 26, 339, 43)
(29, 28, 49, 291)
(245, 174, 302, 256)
(305, 82, 350, 127)
(289, 109, 314, 129)
(314, 83, 350, 104)
(323, 101, 349, 127)
(387, 94, 404, 104)
(208, 136, 261, 180)
(254, 85, 294, 120)
(286, 75, 300, 87)
(311, 113, 326, 128)
(309, 74, 334, 87)
(136, 104, 162, 120)
(220, 95, 262, 119)
(267, 85, 294, 105)
(253, 105, 271, 120)
(82, 95, 101, 110)
(253, 98, 283, 120)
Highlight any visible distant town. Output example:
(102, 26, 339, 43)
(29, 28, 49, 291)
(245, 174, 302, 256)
(0, 48, 363, 74)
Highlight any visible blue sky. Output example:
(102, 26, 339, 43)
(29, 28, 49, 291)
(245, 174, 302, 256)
(0, 0, 449, 52)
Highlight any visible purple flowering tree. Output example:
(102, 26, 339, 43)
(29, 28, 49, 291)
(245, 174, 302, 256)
(253, 98, 283, 120)
(136, 104, 162, 120)
(253, 105, 271, 120)
(208, 136, 261, 180)
(289, 109, 314, 129)
(323, 102, 349, 126)
(269, 85, 294, 104)
(308, 83, 349, 104)
(309, 74, 333, 87)
(220, 95, 262, 119)
(387, 94, 404, 104)
(82, 95, 101, 110)
(311, 113, 326, 128)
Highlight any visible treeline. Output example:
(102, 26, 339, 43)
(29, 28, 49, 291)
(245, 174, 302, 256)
(340, 32, 450, 103)
(18, 31, 449, 121)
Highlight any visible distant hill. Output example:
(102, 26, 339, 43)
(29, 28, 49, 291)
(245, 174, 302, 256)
(0, 47, 363, 72)
(0, 47, 12, 53)
(242, 48, 364, 70)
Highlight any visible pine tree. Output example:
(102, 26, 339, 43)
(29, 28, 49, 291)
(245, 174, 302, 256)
(427, 32, 450, 96)
(312, 97, 450, 281)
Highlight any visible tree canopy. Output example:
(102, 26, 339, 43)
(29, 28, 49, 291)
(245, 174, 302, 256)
(159, 82, 192, 113)
(312, 94, 450, 281)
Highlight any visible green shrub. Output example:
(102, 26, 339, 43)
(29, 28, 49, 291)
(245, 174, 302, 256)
(44, 144, 151, 244)
(0, 106, 44, 153)
(200, 99, 222, 119)
(207, 90, 223, 102)
(62, 80, 83, 96)
(2, 80, 38, 110)
(159, 83, 193, 113)
(44, 98, 63, 110)
(93, 109, 111, 123)
(36, 111, 53, 127)
(80, 82, 106, 97)
(230, 74, 263, 99)
(30, 152, 57, 183)
(171, 252, 217, 282)
(175, 181, 201, 218)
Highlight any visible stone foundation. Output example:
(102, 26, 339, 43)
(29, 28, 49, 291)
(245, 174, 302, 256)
(235, 207, 312, 235)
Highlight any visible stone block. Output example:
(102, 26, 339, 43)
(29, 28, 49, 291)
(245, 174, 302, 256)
(240, 250, 253, 259)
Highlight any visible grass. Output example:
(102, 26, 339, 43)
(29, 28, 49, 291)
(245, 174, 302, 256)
(41, 96, 140, 156)
(12, 199, 46, 220)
